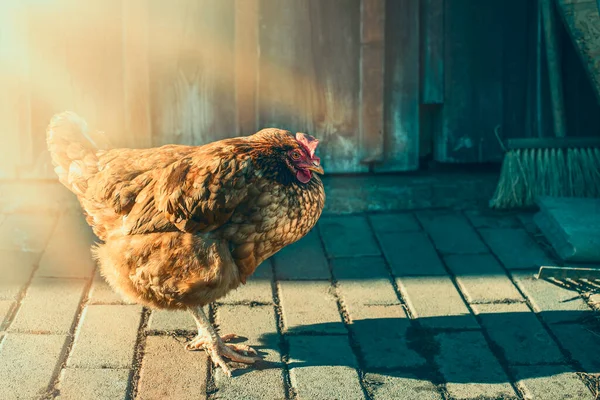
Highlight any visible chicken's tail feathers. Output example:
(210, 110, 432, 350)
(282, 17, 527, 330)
(46, 111, 108, 195)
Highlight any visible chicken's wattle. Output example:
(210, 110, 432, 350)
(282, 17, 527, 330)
(296, 169, 311, 183)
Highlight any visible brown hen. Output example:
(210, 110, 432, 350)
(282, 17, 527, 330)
(46, 112, 325, 376)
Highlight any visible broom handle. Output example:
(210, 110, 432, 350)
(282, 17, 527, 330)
(541, 0, 567, 138)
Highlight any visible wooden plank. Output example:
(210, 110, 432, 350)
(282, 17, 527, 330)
(436, 0, 504, 163)
(122, 0, 152, 148)
(419, 0, 444, 159)
(419, 105, 441, 159)
(24, 1, 66, 179)
(258, 0, 316, 134)
(359, 0, 385, 163)
(148, 0, 236, 146)
(421, 0, 445, 105)
(234, 0, 259, 136)
(258, 0, 312, 134)
(259, 0, 366, 173)
(378, 0, 420, 172)
(0, 1, 29, 179)
(502, 0, 530, 141)
(25, 0, 127, 178)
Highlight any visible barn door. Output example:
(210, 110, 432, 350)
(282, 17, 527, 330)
(435, 0, 530, 163)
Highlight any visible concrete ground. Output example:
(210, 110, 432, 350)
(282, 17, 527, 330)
(0, 205, 599, 399)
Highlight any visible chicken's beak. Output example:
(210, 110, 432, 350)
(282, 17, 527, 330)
(307, 162, 324, 175)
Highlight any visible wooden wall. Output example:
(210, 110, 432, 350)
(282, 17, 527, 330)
(1, 0, 598, 180)
(0, 0, 153, 179)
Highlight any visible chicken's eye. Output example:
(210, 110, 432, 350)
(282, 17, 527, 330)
(291, 151, 301, 160)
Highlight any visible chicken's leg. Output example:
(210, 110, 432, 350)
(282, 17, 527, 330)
(185, 306, 260, 377)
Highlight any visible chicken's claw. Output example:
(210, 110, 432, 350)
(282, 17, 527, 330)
(227, 343, 258, 356)
(220, 333, 239, 343)
(185, 333, 261, 377)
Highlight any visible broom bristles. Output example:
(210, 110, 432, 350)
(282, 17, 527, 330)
(489, 146, 600, 209)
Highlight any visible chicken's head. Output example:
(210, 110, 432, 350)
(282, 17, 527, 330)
(285, 132, 324, 183)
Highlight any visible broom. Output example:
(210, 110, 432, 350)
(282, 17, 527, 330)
(489, 0, 600, 209)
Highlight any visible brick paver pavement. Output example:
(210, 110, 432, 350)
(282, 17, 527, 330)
(0, 208, 598, 400)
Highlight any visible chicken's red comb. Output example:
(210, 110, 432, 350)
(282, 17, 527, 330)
(296, 132, 319, 158)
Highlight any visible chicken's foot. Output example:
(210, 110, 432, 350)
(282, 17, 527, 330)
(186, 306, 261, 377)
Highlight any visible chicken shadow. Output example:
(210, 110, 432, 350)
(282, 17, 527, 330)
(246, 309, 600, 384)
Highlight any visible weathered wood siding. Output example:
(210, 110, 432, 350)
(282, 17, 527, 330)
(24, 0, 129, 178)
(436, 0, 506, 163)
(421, 0, 445, 105)
(2, 0, 600, 179)
(381, 0, 420, 171)
(360, 0, 386, 165)
(0, 1, 28, 179)
(149, 0, 236, 146)
(259, 0, 368, 173)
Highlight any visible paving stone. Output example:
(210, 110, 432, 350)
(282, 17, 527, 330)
(513, 365, 595, 400)
(464, 209, 521, 229)
(222, 262, 273, 303)
(416, 211, 487, 254)
(216, 305, 279, 358)
(480, 228, 553, 270)
(436, 331, 517, 400)
(0, 213, 57, 252)
(279, 281, 345, 334)
(137, 336, 207, 400)
(288, 335, 364, 400)
(473, 303, 565, 365)
(378, 231, 447, 276)
(368, 212, 421, 233)
(332, 256, 391, 281)
(444, 254, 524, 303)
(338, 280, 401, 320)
(274, 229, 330, 280)
(319, 215, 380, 258)
(517, 213, 538, 234)
(68, 304, 142, 369)
(38, 210, 96, 278)
(9, 277, 87, 334)
(57, 368, 130, 400)
(88, 270, 132, 305)
(364, 372, 442, 400)
(147, 309, 197, 332)
(0, 300, 14, 330)
(334, 257, 401, 317)
(549, 323, 600, 373)
(332, 257, 422, 368)
(353, 316, 425, 369)
(213, 305, 285, 399)
(213, 369, 284, 400)
(0, 250, 39, 300)
(512, 272, 592, 323)
(397, 276, 478, 329)
(0, 333, 68, 399)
